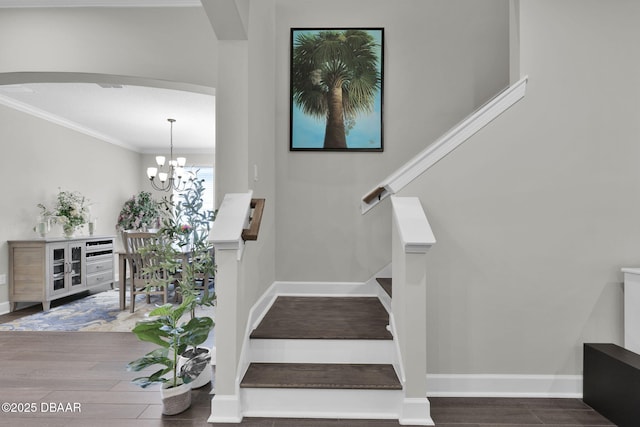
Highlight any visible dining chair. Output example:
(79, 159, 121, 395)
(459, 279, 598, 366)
(122, 231, 171, 313)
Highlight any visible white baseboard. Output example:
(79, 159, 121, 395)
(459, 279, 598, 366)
(400, 397, 435, 426)
(209, 395, 243, 423)
(0, 301, 10, 316)
(426, 374, 582, 398)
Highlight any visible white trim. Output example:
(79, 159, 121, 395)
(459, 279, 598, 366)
(271, 280, 379, 297)
(622, 267, 640, 353)
(209, 394, 243, 424)
(426, 374, 582, 398)
(0, 93, 136, 151)
(391, 196, 436, 254)
(241, 388, 404, 420)
(0, 0, 201, 7)
(250, 338, 394, 364)
(362, 76, 528, 214)
(388, 313, 405, 385)
(400, 398, 435, 426)
(0, 301, 10, 316)
(210, 191, 253, 258)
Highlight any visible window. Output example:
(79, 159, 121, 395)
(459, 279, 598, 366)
(174, 166, 215, 215)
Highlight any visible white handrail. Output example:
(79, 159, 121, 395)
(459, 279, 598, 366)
(210, 190, 253, 259)
(362, 76, 528, 214)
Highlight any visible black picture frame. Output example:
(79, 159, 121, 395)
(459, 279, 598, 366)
(290, 27, 384, 152)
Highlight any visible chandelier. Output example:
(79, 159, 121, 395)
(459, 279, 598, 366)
(146, 118, 189, 192)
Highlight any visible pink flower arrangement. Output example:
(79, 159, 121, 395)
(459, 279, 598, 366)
(116, 191, 160, 231)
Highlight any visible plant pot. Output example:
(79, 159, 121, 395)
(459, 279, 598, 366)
(179, 347, 212, 389)
(160, 381, 192, 415)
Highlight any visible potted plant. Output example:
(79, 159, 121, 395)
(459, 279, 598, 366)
(129, 172, 217, 396)
(158, 173, 217, 387)
(127, 295, 214, 415)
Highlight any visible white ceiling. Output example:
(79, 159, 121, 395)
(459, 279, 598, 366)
(0, 0, 215, 154)
(0, 82, 215, 153)
(0, 0, 201, 7)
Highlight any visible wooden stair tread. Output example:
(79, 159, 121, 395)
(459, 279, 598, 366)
(376, 277, 392, 297)
(241, 363, 402, 390)
(250, 296, 392, 340)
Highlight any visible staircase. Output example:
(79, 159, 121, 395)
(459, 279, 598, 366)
(238, 282, 405, 420)
(210, 193, 434, 425)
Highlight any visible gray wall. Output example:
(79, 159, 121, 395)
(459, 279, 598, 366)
(0, 7, 217, 88)
(272, 0, 636, 377)
(275, 0, 510, 282)
(0, 103, 141, 305)
(404, 0, 636, 375)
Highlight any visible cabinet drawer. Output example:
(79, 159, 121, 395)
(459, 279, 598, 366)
(86, 258, 113, 274)
(86, 270, 113, 287)
(85, 239, 114, 252)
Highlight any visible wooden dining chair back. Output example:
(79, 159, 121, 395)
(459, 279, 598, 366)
(122, 231, 170, 313)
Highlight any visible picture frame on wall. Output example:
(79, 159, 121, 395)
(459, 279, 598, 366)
(290, 27, 384, 152)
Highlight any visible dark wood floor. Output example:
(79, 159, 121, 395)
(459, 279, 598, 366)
(0, 330, 614, 426)
(241, 363, 401, 390)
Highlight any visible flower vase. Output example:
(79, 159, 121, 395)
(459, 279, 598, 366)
(63, 226, 75, 239)
(36, 222, 48, 238)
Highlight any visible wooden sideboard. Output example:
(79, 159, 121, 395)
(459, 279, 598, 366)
(8, 236, 115, 311)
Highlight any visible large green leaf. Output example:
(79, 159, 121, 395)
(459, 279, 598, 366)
(127, 348, 171, 372)
(182, 317, 214, 348)
(131, 320, 171, 347)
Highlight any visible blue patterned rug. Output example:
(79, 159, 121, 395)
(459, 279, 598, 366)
(0, 289, 173, 332)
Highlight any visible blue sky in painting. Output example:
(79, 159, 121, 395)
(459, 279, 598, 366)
(291, 29, 383, 150)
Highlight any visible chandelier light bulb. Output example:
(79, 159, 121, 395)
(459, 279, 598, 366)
(147, 118, 189, 192)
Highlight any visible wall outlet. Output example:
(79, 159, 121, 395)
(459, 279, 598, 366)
(0, 274, 6, 285)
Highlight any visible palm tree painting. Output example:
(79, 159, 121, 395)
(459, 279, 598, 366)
(290, 28, 384, 151)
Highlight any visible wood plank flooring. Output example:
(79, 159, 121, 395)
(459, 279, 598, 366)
(250, 296, 392, 340)
(0, 308, 614, 427)
(0, 331, 615, 426)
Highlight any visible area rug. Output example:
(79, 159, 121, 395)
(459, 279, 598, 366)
(0, 289, 215, 332)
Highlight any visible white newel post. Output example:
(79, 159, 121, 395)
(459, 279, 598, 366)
(209, 192, 253, 423)
(622, 268, 640, 354)
(391, 196, 435, 426)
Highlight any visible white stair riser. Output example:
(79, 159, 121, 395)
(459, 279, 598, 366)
(241, 387, 403, 419)
(250, 339, 394, 364)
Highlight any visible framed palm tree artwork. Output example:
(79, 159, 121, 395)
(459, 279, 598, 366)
(290, 28, 384, 151)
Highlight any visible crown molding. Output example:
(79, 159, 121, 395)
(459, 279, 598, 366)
(0, 0, 201, 8)
(0, 92, 138, 152)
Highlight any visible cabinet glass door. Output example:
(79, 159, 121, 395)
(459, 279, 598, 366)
(52, 247, 66, 292)
(69, 244, 83, 289)
(48, 244, 69, 295)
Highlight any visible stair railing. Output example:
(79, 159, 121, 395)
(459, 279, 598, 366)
(209, 190, 262, 422)
(241, 198, 265, 241)
(362, 76, 528, 214)
(390, 196, 436, 424)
